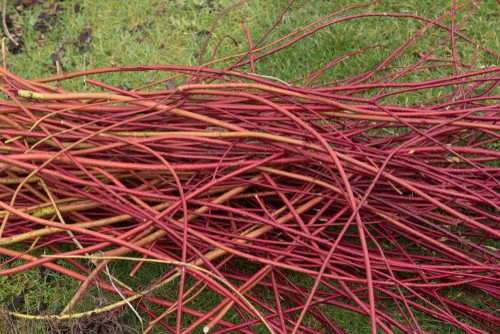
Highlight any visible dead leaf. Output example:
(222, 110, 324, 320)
(77, 26, 92, 52)
(165, 80, 177, 90)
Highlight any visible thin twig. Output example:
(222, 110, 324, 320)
(2, 0, 18, 46)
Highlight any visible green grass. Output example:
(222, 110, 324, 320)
(1, 0, 499, 333)
(6, 0, 499, 87)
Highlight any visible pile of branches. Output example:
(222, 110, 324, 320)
(1, 2, 499, 334)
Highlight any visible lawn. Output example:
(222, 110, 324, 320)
(0, 0, 499, 333)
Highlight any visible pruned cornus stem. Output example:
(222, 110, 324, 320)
(17, 90, 246, 132)
(0, 249, 252, 332)
(43, 254, 276, 333)
(0, 201, 170, 245)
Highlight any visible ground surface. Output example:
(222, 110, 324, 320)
(1, 0, 499, 333)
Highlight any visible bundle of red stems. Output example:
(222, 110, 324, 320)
(1, 2, 499, 334)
